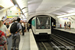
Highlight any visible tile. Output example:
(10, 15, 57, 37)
(19, 32, 30, 50)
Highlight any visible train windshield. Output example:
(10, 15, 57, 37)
(36, 16, 50, 29)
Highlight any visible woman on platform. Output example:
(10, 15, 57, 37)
(0, 20, 8, 50)
(68, 22, 71, 29)
(64, 22, 67, 29)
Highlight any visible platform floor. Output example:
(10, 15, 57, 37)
(19, 32, 30, 50)
(7, 32, 30, 50)
(55, 28, 75, 34)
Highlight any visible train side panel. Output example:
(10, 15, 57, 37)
(32, 17, 36, 34)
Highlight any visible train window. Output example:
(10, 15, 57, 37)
(36, 16, 50, 29)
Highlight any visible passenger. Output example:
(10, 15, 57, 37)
(64, 22, 66, 29)
(1, 20, 5, 25)
(27, 23, 30, 32)
(6, 23, 9, 29)
(2, 17, 5, 23)
(24, 23, 26, 32)
(21, 23, 25, 36)
(6, 22, 12, 50)
(0, 20, 8, 50)
(11, 18, 22, 50)
(2, 17, 8, 24)
(6, 20, 16, 50)
(0, 30, 7, 50)
(68, 22, 71, 29)
(0, 21, 7, 36)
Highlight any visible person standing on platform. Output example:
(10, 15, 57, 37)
(24, 23, 26, 32)
(0, 30, 7, 50)
(64, 22, 67, 29)
(0, 20, 8, 50)
(68, 22, 71, 29)
(21, 23, 25, 36)
(10, 18, 22, 50)
(27, 23, 30, 32)
(6, 23, 9, 29)
(6, 22, 12, 50)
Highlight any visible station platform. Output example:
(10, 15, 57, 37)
(7, 29, 38, 50)
(19, 32, 30, 50)
(19, 29, 38, 50)
(54, 28, 75, 34)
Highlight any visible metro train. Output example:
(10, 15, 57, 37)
(31, 15, 51, 35)
(31, 15, 56, 41)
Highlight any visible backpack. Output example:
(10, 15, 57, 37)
(10, 22, 19, 34)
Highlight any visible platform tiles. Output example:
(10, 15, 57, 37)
(19, 30, 38, 50)
(19, 32, 30, 50)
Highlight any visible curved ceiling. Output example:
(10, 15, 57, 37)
(27, 0, 75, 21)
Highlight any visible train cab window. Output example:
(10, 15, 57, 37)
(36, 16, 50, 29)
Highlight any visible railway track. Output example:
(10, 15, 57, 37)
(37, 42, 54, 50)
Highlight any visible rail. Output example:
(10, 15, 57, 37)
(51, 34, 75, 49)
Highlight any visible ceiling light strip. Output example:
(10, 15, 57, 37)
(15, 0, 26, 18)
(57, 13, 75, 18)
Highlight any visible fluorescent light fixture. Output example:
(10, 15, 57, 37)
(22, 9, 26, 13)
(62, 18, 68, 20)
(16, 0, 27, 9)
(16, 0, 22, 9)
(52, 12, 67, 16)
(24, 13, 28, 18)
(16, 0, 28, 18)
(22, 8, 27, 13)
(57, 13, 75, 18)
(21, 14, 25, 18)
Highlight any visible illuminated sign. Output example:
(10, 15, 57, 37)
(7, 15, 18, 18)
